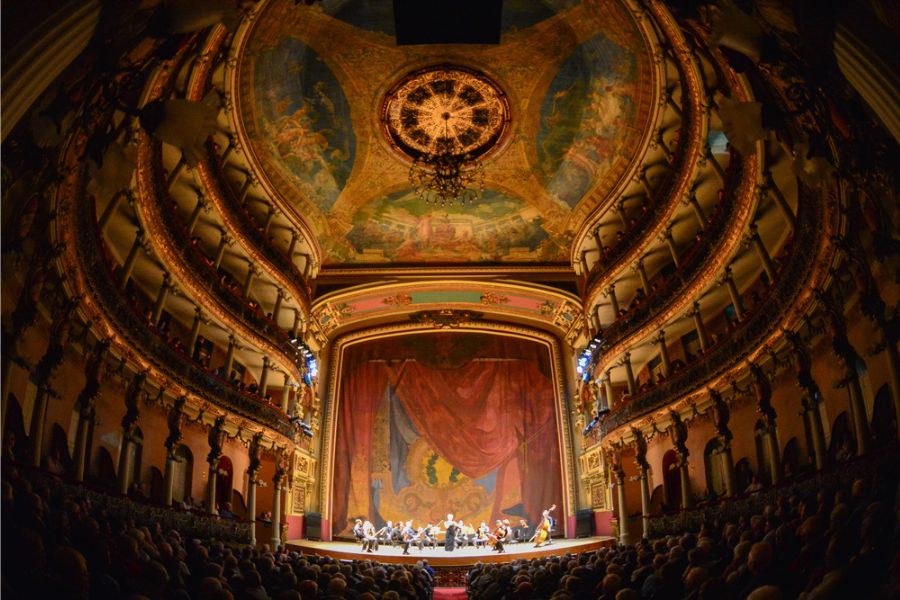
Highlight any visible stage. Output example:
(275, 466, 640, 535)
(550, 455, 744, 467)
(286, 536, 615, 567)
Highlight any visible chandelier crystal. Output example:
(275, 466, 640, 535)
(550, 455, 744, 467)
(409, 135, 485, 206)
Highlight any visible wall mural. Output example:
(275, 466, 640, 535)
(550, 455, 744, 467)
(238, 0, 653, 266)
(252, 37, 355, 211)
(331, 333, 563, 537)
(538, 33, 639, 208)
(335, 189, 568, 263)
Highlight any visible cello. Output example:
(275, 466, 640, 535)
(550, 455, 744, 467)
(532, 503, 557, 547)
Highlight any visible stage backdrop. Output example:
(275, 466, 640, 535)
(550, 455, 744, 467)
(331, 332, 563, 537)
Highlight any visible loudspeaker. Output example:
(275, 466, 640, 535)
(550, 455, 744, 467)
(575, 509, 594, 538)
(305, 512, 322, 540)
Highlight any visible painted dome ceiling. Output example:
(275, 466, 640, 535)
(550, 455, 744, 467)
(232, 0, 658, 266)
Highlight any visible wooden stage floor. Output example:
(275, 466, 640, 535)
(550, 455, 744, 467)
(286, 536, 615, 567)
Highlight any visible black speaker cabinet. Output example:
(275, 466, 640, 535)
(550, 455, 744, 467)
(305, 512, 322, 540)
(575, 509, 594, 538)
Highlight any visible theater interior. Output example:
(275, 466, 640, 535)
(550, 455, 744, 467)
(2, 0, 898, 598)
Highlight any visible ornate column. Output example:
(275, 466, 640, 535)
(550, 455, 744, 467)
(291, 310, 302, 339)
(272, 458, 287, 549)
(655, 330, 671, 377)
(821, 292, 871, 455)
(593, 228, 605, 256)
(633, 259, 651, 295)
(621, 353, 637, 396)
(661, 227, 680, 268)
(186, 193, 206, 235)
(718, 266, 744, 320)
(669, 411, 692, 509)
(689, 302, 710, 352)
(704, 146, 726, 182)
(710, 389, 737, 497)
(247, 433, 263, 545)
(73, 340, 109, 481)
(784, 330, 829, 470)
(117, 372, 146, 495)
(683, 192, 707, 231)
(614, 202, 629, 229)
(218, 135, 236, 164)
(750, 363, 781, 485)
(603, 370, 616, 409)
(224, 335, 236, 376)
(167, 158, 186, 190)
(605, 284, 621, 316)
(163, 396, 187, 506)
(242, 264, 256, 297)
(237, 173, 253, 203)
(287, 230, 299, 261)
(98, 191, 125, 231)
(188, 307, 203, 357)
(263, 206, 277, 235)
(272, 288, 284, 324)
(611, 455, 629, 546)
(746, 224, 776, 281)
(213, 232, 231, 269)
(28, 305, 75, 467)
(633, 428, 652, 539)
(205, 416, 227, 515)
(281, 373, 291, 412)
(259, 357, 271, 397)
(151, 273, 171, 326)
(117, 229, 144, 292)
(763, 172, 797, 229)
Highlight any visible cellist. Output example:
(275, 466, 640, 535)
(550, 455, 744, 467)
(489, 519, 508, 553)
(532, 503, 557, 548)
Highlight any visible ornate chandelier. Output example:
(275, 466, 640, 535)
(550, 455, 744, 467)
(409, 132, 485, 207)
(382, 65, 509, 208)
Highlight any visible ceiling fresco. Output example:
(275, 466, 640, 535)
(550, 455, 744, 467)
(235, 0, 656, 266)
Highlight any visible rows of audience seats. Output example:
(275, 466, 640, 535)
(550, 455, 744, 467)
(467, 462, 898, 600)
(1, 463, 434, 600)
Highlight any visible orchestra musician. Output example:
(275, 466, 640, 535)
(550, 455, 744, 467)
(532, 504, 557, 548)
(400, 519, 418, 555)
(376, 520, 394, 546)
(443, 514, 459, 552)
(352, 519, 365, 547)
(422, 523, 438, 549)
(362, 520, 378, 553)
(489, 519, 508, 553)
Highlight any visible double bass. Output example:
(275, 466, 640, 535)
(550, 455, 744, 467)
(533, 504, 557, 547)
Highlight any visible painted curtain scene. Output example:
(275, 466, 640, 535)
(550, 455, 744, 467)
(332, 332, 563, 537)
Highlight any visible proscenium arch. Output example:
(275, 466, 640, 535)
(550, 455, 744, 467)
(316, 321, 578, 541)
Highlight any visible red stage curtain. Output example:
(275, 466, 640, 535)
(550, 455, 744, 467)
(392, 359, 560, 524)
(331, 361, 391, 532)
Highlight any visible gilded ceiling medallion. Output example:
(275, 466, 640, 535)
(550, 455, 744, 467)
(381, 65, 510, 161)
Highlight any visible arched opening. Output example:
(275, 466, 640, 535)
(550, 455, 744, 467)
(754, 420, 769, 485)
(661, 450, 680, 512)
(649, 484, 664, 515)
(829, 412, 855, 462)
(781, 437, 801, 480)
(703, 439, 725, 498)
(172, 444, 194, 505)
(215, 455, 234, 511)
(148, 467, 165, 505)
(734, 458, 752, 493)
(871, 384, 897, 447)
(3, 394, 27, 462)
(94, 447, 117, 490)
(49, 424, 72, 476)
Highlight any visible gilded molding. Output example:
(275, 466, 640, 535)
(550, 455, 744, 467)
(309, 279, 586, 344)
